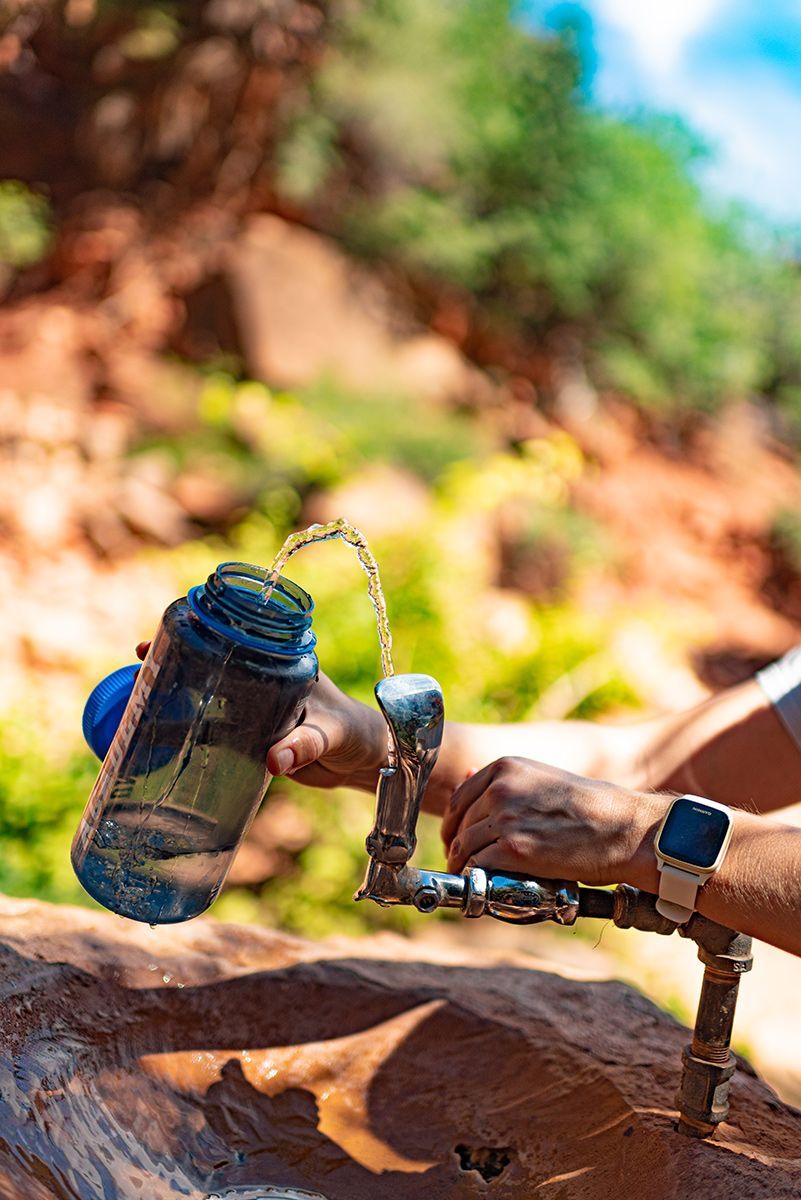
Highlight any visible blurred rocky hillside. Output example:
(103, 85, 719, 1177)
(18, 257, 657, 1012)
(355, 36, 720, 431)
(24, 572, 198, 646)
(3, 0, 801, 922)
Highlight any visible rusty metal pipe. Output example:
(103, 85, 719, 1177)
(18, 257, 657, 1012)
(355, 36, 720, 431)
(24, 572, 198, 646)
(675, 920, 753, 1137)
(578, 886, 753, 1137)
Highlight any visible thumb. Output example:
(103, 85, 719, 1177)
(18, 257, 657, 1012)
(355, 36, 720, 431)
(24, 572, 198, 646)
(267, 723, 330, 777)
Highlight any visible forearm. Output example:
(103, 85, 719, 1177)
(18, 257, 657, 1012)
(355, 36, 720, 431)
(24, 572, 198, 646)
(640, 680, 801, 813)
(628, 798, 801, 957)
(344, 705, 627, 812)
(422, 718, 632, 815)
(349, 673, 801, 819)
(427, 677, 801, 816)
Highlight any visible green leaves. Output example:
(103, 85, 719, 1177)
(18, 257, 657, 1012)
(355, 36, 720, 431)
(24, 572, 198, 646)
(275, 0, 801, 416)
(0, 182, 52, 269)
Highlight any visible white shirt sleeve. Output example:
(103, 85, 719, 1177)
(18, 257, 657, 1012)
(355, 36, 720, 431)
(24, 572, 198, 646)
(756, 646, 801, 754)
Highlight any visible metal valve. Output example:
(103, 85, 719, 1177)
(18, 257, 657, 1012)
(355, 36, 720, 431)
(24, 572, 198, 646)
(355, 672, 753, 1139)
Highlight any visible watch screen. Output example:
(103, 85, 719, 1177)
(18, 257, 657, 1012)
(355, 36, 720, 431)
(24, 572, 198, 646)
(657, 797, 730, 869)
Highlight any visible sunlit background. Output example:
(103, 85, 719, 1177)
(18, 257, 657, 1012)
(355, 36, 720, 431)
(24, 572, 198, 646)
(3, 0, 801, 1100)
(530, 0, 801, 221)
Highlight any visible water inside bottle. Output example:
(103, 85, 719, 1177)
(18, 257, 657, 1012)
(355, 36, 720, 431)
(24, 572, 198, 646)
(78, 804, 238, 924)
(260, 519, 395, 679)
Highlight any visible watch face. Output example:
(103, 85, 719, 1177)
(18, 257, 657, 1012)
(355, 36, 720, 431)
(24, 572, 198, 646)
(656, 797, 731, 870)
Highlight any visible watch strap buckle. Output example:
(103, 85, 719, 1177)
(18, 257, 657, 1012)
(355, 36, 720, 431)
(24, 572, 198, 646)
(656, 861, 703, 924)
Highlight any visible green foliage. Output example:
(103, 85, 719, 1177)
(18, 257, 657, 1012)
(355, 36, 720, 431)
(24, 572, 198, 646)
(296, 375, 484, 481)
(277, 0, 801, 415)
(135, 367, 490, 536)
(758, 252, 801, 430)
(0, 716, 95, 904)
(276, 112, 340, 202)
(0, 181, 52, 268)
(116, 6, 180, 60)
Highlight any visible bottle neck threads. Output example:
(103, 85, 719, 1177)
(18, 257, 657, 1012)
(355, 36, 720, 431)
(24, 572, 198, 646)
(189, 561, 316, 656)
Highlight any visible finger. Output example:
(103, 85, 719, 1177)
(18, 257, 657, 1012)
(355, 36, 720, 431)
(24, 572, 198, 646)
(447, 815, 504, 872)
(464, 841, 530, 876)
(135, 641, 151, 661)
(267, 722, 331, 776)
(441, 760, 500, 848)
(444, 791, 494, 857)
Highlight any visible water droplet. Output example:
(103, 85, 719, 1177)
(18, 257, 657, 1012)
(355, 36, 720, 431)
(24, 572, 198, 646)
(162, 973, 171, 984)
(147, 963, 158, 971)
(176, 981, 185, 989)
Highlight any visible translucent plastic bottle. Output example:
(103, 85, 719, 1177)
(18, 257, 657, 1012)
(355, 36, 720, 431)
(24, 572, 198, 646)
(71, 562, 318, 924)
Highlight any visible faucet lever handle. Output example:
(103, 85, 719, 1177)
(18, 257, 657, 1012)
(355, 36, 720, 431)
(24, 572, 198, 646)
(365, 673, 444, 867)
(375, 672, 444, 765)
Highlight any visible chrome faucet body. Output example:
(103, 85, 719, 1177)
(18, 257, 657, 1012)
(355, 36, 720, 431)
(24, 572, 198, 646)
(355, 673, 579, 924)
(355, 672, 753, 1138)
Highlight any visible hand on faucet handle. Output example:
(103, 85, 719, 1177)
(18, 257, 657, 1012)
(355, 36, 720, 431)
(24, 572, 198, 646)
(443, 755, 667, 891)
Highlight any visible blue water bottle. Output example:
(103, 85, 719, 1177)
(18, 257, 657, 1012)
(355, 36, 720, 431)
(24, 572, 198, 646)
(72, 562, 318, 923)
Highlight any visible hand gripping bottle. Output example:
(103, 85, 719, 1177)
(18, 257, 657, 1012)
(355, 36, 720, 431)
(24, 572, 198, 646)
(72, 562, 318, 923)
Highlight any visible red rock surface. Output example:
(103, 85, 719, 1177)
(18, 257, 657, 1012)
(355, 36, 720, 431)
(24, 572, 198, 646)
(0, 896, 800, 1199)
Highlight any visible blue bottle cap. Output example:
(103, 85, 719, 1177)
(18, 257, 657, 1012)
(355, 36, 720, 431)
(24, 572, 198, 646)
(82, 664, 140, 760)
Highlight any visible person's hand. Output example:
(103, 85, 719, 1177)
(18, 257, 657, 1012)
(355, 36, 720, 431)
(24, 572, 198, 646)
(267, 671, 388, 791)
(442, 756, 666, 889)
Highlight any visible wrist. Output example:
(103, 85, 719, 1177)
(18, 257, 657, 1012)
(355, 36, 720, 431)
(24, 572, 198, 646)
(622, 789, 671, 893)
(643, 793, 751, 920)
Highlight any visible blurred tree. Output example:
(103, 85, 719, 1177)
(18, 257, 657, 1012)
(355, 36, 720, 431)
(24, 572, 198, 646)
(276, 0, 801, 414)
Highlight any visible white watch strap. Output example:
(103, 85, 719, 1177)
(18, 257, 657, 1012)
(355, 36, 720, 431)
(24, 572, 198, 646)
(656, 861, 704, 924)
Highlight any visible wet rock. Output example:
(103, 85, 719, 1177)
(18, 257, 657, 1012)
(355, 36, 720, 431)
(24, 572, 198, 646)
(0, 896, 800, 1199)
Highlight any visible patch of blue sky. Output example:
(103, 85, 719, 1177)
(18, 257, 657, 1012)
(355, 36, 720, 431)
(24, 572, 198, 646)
(520, 0, 801, 224)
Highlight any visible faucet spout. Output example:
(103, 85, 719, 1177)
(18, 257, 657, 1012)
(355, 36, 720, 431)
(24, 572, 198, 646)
(355, 672, 578, 925)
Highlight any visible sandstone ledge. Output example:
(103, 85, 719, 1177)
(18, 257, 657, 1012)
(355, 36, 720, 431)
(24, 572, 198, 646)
(0, 896, 799, 1199)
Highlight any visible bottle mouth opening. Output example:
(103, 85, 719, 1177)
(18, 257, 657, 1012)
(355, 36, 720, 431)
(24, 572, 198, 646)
(189, 561, 316, 655)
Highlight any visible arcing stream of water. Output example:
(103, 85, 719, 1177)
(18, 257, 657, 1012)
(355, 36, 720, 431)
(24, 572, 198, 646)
(76, 522, 397, 927)
(260, 519, 395, 680)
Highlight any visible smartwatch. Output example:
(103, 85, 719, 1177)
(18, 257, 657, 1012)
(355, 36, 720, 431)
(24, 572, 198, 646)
(654, 795, 733, 924)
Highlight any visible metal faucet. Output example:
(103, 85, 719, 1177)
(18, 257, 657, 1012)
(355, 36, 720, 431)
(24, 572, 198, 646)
(355, 673, 753, 1139)
(355, 673, 579, 922)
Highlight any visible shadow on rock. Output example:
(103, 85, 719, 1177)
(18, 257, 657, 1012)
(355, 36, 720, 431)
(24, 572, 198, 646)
(1, 900, 801, 1199)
